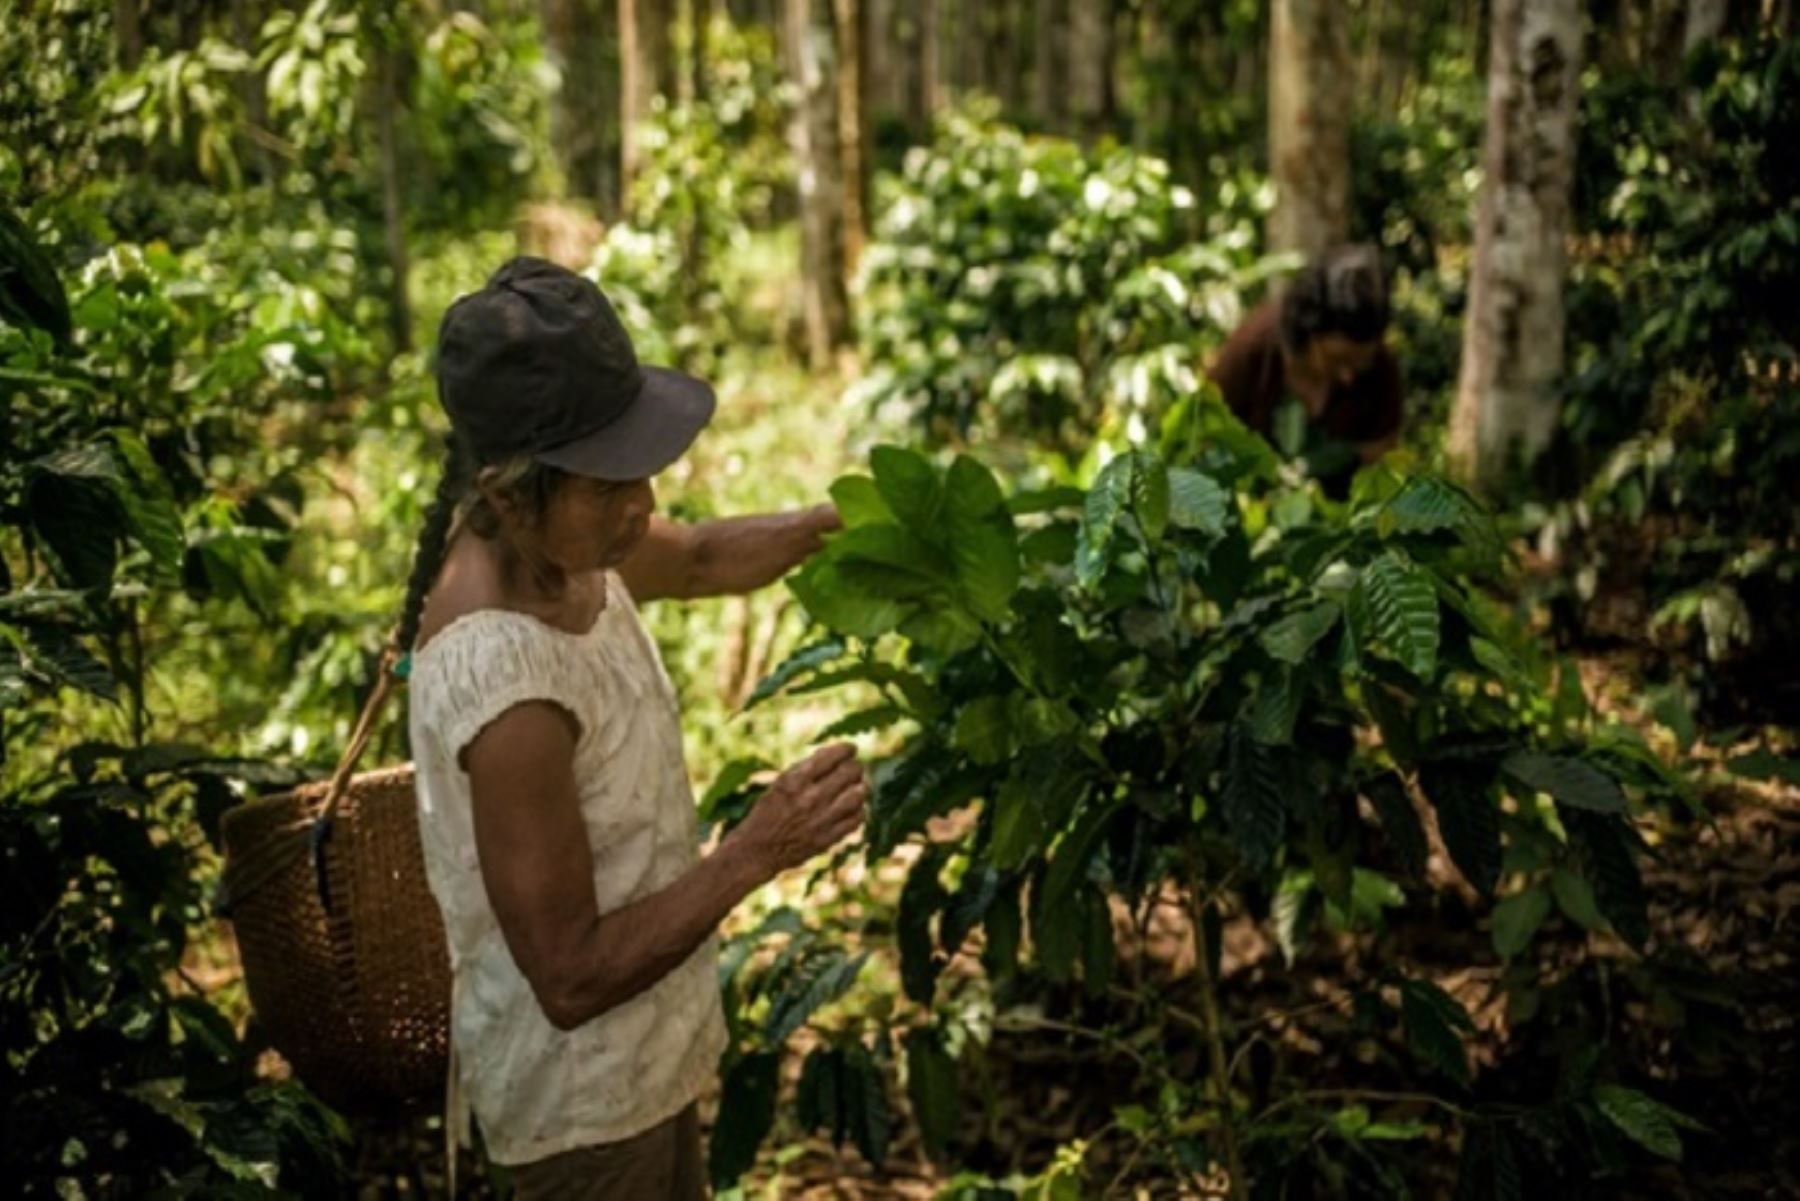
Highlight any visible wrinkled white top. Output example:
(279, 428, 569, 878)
(408, 573, 726, 1166)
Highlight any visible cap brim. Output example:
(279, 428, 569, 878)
(534, 366, 716, 481)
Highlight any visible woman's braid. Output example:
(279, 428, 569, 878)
(396, 439, 470, 652)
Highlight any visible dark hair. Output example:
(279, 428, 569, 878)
(394, 439, 568, 652)
(1278, 244, 1390, 353)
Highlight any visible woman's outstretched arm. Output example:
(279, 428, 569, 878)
(618, 506, 840, 602)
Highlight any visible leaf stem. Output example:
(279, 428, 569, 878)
(1187, 870, 1248, 1201)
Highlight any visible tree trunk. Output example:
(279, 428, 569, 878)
(1267, 0, 1352, 257)
(1447, 0, 1583, 492)
(544, 0, 622, 216)
(115, 0, 142, 68)
(785, 0, 851, 366)
(1068, 0, 1110, 139)
(834, 0, 870, 275)
(1684, 0, 1728, 51)
(1033, 0, 1067, 131)
(691, 0, 713, 104)
(918, 0, 941, 128)
(620, 0, 675, 206)
(375, 44, 413, 354)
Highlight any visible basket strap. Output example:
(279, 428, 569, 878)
(310, 644, 404, 914)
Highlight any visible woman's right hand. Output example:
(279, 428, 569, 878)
(732, 743, 867, 877)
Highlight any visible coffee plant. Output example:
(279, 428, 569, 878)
(709, 391, 1697, 1196)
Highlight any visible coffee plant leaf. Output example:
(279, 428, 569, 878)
(709, 1051, 780, 1187)
(0, 209, 73, 344)
(1594, 1085, 1683, 1161)
(817, 704, 909, 741)
(796, 1047, 844, 1143)
(791, 559, 913, 640)
(1453, 1121, 1523, 1201)
(765, 950, 869, 1045)
(1501, 752, 1629, 814)
(28, 453, 126, 592)
(898, 846, 951, 1003)
(745, 637, 846, 709)
(19, 622, 118, 701)
(870, 444, 943, 533)
(109, 431, 184, 581)
(1130, 453, 1171, 543)
(1491, 885, 1552, 959)
(830, 474, 894, 527)
(1419, 760, 1501, 897)
(952, 695, 1013, 765)
(1259, 600, 1341, 665)
(1567, 811, 1649, 948)
(1550, 867, 1606, 930)
(1364, 773, 1428, 879)
(1223, 723, 1288, 869)
(1349, 551, 1441, 680)
(1076, 454, 1135, 588)
(843, 1042, 893, 1168)
(904, 1027, 960, 1164)
(1401, 978, 1473, 1087)
(1168, 467, 1229, 536)
(1242, 666, 1305, 746)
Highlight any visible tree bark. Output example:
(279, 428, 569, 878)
(1068, 0, 1111, 139)
(834, 0, 870, 275)
(1033, 0, 1067, 132)
(620, 0, 675, 206)
(918, 0, 941, 128)
(375, 44, 413, 354)
(1684, 0, 1728, 51)
(1447, 0, 1583, 492)
(785, 0, 851, 366)
(1267, 0, 1352, 258)
(691, 0, 713, 104)
(544, 0, 622, 216)
(115, 0, 143, 68)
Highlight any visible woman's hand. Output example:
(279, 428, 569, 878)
(730, 743, 867, 878)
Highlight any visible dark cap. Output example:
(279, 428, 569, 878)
(434, 256, 715, 480)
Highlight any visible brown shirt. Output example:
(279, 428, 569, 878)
(1206, 300, 1404, 447)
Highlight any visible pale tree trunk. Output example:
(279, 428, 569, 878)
(1684, 0, 1728, 51)
(1447, 0, 1583, 492)
(1068, 0, 1111, 139)
(115, 0, 143, 68)
(691, 0, 713, 104)
(544, 0, 621, 216)
(785, 0, 851, 366)
(1267, 0, 1352, 257)
(834, 0, 870, 276)
(620, 0, 674, 206)
(375, 44, 412, 354)
(1034, 0, 1067, 132)
(918, 0, 941, 129)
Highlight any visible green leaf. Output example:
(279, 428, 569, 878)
(1551, 867, 1606, 931)
(1594, 1085, 1683, 1161)
(952, 695, 1013, 765)
(944, 461, 1020, 621)
(834, 523, 955, 579)
(1243, 667, 1304, 746)
(1350, 552, 1441, 679)
(796, 1047, 843, 1142)
(709, 1052, 780, 1186)
(818, 704, 909, 740)
(1725, 745, 1800, 787)
(1273, 872, 1320, 965)
(843, 1043, 892, 1167)
(1076, 455, 1134, 588)
(1008, 485, 1086, 515)
(1223, 724, 1287, 869)
(904, 1028, 960, 1164)
(1130, 454, 1171, 543)
(898, 846, 950, 1003)
(1419, 761, 1501, 897)
(1167, 467, 1229, 535)
(1491, 886, 1552, 959)
(1365, 773, 1427, 878)
(830, 474, 895, 527)
(702, 758, 771, 810)
(766, 951, 868, 1044)
(19, 623, 118, 701)
(1567, 811, 1649, 948)
(791, 560, 913, 640)
(898, 604, 985, 655)
(1377, 476, 1494, 552)
(745, 638, 846, 709)
(1041, 797, 1121, 918)
(1454, 1121, 1523, 1201)
(28, 455, 125, 592)
(1260, 601, 1341, 665)
(1501, 752, 1629, 814)
(110, 431, 184, 581)
(0, 209, 73, 344)
(871, 445, 943, 533)
(1401, 979, 1473, 1087)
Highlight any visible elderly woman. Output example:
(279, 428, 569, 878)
(1207, 244, 1403, 496)
(403, 257, 866, 1200)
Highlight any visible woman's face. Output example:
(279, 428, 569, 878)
(522, 474, 657, 574)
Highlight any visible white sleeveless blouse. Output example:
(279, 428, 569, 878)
(407, 573, 727, 1166)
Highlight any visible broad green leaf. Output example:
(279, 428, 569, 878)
(1273, 872, 1320, 965)
(20, 623, 118, 701)
(701, 758, 771, 811)
(796, 1047, 843, 1143)
(1501, 752, 1628, 814)
(834, 523, 955, 579)
(110, 431, 184, 581)
(708, 1052, 780, 1187)
(1243, 667, 1303, 746)
(1551, 867, 1606, 931)
(0, 209, 73, 343)
(1011, 694, 1077, 745)
(830, 474, 894, 527)
(1076, 454, 1134, 588)
(943, 456, 1020, 621)
(1223, 724, 1287, 869)
(939, 865, 1002, 954)
(898, 605, 984, 656)
(898, 846, 950, 1003)
(1566, 810, 1648, 948)
(28, 461, 124, 592)
(1042, 797, 1121, 918)
(904, 1028, 960, 1164)
(817, 704, 908, 740)
(1594, 1085, 1683, 1161)
(1725, 745, 1800, 786)
(1130, 454, 1171, 543)
(765, 951, 869, 1044)
(871, 445, 942, 532)
(1168, 467, 1229, 535)
(1007, 485, 1086, 515)
(791, 560, 912, 640)
(1376, 475, 1497, 558)
(1260, 600, 1341, 665)
(945, 455, 1007, 519)
(745, 638, 846, 709)
(1419, 761, 1500, 896)
(1401, 979, 1473, 1087)
(1454, 1122, 1523, 1201)
(1491, 886, 1552, 959)
(952, 695, 1012, 765)
(1365, 773, 1427, 878)
(1350, 551, 1441, 679)
(843, 1043, 892, 1167)
(1079, 886, 1115, 993)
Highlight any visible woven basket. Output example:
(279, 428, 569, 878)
(218, 659, 450, 1116)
